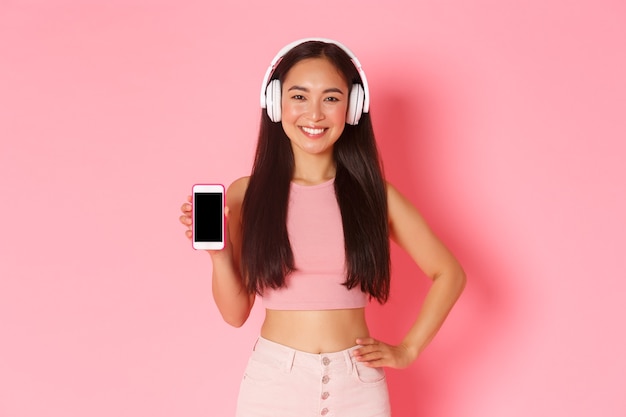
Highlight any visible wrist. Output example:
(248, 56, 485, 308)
(208, 247, 232, 261)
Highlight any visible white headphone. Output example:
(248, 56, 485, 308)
(260, 38, 370, 125)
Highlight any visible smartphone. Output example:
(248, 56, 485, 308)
(192, 184, 225, 250)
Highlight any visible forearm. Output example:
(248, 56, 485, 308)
(401, 268, 466, 360)
(210, 252, 254, 327)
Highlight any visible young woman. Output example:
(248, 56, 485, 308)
(179, 38, 466, 417)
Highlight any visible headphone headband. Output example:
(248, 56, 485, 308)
(259, 38, 370, 114)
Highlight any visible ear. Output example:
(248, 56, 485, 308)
(265, 79, 282, 123)
(346, 84, 365, 125)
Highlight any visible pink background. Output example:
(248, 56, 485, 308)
(2, 0, 625, 416)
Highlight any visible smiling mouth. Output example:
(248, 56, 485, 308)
(301, 126, 326, 135)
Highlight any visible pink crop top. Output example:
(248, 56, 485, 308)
(261, 178, 368, 310)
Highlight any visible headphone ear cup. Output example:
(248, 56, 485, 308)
(346, 83, 365, 125)
(265, 79, 282, 122)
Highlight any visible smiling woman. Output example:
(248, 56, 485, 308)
(179, 38, 466, 417)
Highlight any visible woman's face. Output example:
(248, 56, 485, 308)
(280, 57, 349, 158)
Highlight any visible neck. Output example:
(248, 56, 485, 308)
(292, 153, 336, 186)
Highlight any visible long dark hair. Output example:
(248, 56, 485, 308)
(241, 41, 390, 303)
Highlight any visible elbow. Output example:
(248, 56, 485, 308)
(223, 315, 247, 328)
(221, 310, 251, 328)
(434, 264, 467, 294)
(212, 291, 254, 328)
(453, 265, 467, 294)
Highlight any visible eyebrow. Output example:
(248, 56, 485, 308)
(287, 85, 345, 94)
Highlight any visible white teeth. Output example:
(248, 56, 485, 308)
(302, 127, 325, 135)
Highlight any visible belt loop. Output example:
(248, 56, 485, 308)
(285, 348, 295, 373)
(344, 349, 354, 374)
(252, 337, 259, 351)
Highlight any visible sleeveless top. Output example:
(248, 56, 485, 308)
(261, 178, 368, 310)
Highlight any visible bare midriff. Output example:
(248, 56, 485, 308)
(261, 308, 370, 353)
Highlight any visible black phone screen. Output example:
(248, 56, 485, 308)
(193, 192, 223, 242)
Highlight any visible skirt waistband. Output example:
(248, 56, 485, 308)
(252, 336, 359, 373)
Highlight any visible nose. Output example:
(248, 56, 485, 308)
(306, 99, 325, 121)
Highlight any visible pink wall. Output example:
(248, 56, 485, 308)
(1, 1, 625, 416)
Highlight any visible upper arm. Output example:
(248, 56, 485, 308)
(387, 182, 463, 281)
(225, 177, 255, 304)
(225, 176, 249, 257)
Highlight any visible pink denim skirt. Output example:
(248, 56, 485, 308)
(236, 337, 391, 417)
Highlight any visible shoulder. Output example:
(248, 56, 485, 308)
(385, 181, 400, 199)
(385, 181, 409, 214)
(226, 176, 250, 206)
(385, 181, 426, 233)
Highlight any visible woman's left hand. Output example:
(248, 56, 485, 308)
(352, 337, 418, 369)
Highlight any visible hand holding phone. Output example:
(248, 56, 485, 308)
(192, 184, 225, 250)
